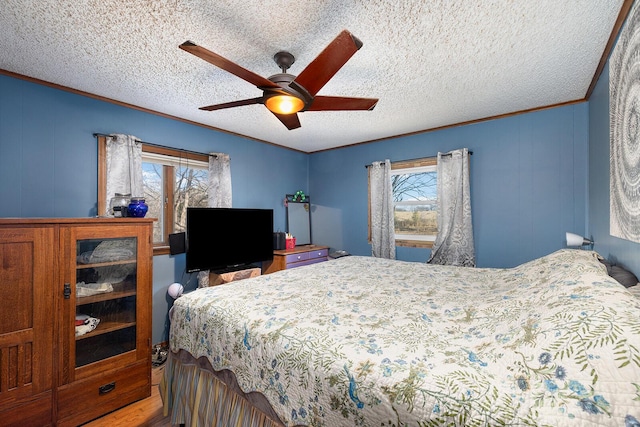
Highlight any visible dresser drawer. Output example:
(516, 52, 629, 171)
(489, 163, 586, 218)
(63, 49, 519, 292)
(57, 361, 149, 426)
(286, 248, 329, 269)
(286, 252, 310, 264)
(262, 245, 330, 274)
(288, 257, 327, 269)
(308, 248, 329, 259)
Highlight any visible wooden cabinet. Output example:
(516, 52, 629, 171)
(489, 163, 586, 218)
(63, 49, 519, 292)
(0, 218, 153, 426)
(262, 245, 329, 274)
(0, 226, 55, 426)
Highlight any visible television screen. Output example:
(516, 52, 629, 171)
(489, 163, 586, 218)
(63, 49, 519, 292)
(186, 207, 274, 272)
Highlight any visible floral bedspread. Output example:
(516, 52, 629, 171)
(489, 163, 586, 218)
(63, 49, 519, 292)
(169, 249, 640, 426)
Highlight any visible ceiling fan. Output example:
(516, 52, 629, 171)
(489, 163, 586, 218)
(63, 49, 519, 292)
(179, 30, 378, 130)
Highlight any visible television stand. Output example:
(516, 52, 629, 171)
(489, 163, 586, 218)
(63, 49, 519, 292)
(208, 264, 261, 286)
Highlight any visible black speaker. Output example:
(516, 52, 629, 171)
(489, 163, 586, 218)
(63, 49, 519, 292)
(273, 232, 286, 250)
(169, 232, 186, 255)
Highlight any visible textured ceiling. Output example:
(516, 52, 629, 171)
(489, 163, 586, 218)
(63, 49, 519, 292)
(0, 1, 627, 153)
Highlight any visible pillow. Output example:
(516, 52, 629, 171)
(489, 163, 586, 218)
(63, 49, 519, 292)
(609, 265, 639, 288)
(598, 258, 639, 287)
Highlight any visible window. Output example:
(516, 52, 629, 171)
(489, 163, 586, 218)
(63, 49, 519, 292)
(369, 157, 438, 248)
(141, 148, 210, 250)
(98, 136, 210, 255)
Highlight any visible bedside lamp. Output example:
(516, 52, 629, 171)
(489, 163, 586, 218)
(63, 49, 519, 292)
(167, 282, 184, 299)
(566, 232, 594, 249)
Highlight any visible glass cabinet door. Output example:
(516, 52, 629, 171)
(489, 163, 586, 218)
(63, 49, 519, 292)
(74, 237, 138, 367)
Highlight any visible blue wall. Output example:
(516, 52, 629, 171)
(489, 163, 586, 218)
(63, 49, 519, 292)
(309, 104, 589, 268)
(588, 59, 640, 275)
(0, 74, 308, 344)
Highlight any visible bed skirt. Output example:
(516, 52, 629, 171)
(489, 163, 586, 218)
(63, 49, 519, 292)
(160, 349, 289, 427)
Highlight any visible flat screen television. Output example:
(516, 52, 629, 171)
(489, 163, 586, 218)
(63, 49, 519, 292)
(186, 207, 274, 273)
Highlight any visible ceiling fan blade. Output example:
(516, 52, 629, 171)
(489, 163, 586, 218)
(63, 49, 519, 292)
(292, 30, 363, 97)
(199, 97, 262, 111)
(271, 112, 301, 130)
(180, 41, 281, 90)
(306, 96, 378, 111)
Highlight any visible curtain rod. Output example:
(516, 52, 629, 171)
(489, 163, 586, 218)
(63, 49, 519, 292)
(364, 151, 473, 168)
(92, 133, 216, 158)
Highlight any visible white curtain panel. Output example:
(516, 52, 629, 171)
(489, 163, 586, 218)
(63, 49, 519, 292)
(198, 152, 232, 287)
(104, 134, 143, 216)
(370, 159, 396, 259)
(207, 153, 232, 209)
(428, 148, 475, 267)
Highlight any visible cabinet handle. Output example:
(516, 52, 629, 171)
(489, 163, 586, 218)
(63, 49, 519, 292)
(99, 382, 116, 395)
(63, 283, 71, 299)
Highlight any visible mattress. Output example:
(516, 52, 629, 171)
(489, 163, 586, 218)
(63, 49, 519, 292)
(167, 249, 640, 426)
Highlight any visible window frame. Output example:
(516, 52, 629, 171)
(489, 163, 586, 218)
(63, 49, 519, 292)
(97, 135, 209, 255)
(368, 157, 438, 249)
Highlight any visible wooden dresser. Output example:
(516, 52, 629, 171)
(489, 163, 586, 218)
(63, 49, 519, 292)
(0, 218, 153, 426)
(262, 244, 329, 274)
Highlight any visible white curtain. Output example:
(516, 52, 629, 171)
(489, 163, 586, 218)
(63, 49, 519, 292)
(198, 153, 232, 287)
(104, 134, 143, 216)
(207, 153, 232, 208)
(428, 148, 475, 267)
(370, 159, 395, 259)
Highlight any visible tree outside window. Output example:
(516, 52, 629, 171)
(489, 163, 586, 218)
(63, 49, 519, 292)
(142, 152, 209, 249)
(392, 166, 437, 245)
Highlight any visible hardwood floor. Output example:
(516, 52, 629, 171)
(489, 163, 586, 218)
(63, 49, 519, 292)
(82, 366, 174, 427)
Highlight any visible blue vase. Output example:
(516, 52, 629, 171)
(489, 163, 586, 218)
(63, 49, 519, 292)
(128, 197, 149, 218)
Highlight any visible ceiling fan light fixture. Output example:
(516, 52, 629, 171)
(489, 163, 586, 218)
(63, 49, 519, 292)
(181, 31, 377, 129)
(265, 94, 305, 115)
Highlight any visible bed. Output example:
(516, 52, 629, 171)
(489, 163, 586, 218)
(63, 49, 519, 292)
(160, 249, 640, 426)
